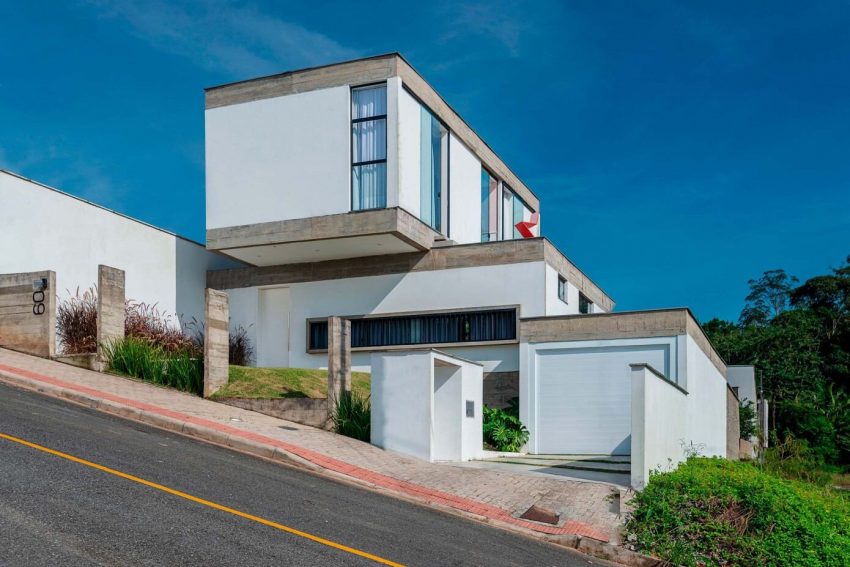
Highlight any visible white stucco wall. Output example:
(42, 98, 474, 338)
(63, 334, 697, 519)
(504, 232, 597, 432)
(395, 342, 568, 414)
(206, 85, 352, 229)
(371, 350, 483, 462)
(448, 134, 482, 244)
(226, 261, 546, 372)
(371, 350, 433, 461)
(544, 264, 583, 316)
(397, 85, 421, 219)
(684, 335, 728, 458)
(0, 171, 240, 328)
(459, 357, 485, 461)
(630, 364, 688, 489)
(225, 286, 259, 359)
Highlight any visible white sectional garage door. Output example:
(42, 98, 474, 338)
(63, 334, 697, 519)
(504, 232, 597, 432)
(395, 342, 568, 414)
(535, 345, 668, 455)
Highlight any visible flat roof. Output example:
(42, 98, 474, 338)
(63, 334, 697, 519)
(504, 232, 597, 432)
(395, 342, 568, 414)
(204, 52, 540, 211)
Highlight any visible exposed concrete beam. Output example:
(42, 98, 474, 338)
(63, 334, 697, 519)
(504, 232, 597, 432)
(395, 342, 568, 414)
(206, 237, 613, 313)
(520, 308, 727, 376)
(207, 207, 437, 253)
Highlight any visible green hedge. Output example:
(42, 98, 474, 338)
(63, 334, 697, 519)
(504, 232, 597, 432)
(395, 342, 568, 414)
(626, 458, 850, 566)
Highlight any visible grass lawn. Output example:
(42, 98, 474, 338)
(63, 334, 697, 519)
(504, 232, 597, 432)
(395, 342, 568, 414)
(211, 366, 370, 400)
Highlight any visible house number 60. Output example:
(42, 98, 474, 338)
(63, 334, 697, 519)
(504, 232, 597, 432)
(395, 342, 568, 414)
(32, 291, 45, 315)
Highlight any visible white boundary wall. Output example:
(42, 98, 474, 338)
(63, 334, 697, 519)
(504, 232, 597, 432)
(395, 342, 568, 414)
(684, 335, 727, 458)
(0, 171, 240, 327)
(371, 350, 483, 462)
(630, 363, 688, 488)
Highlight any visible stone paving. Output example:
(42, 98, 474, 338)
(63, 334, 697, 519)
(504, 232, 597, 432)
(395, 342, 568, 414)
(0, 348, 626, 543)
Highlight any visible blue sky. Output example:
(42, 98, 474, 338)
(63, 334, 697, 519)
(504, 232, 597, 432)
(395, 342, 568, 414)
(2, 1, 849, 322)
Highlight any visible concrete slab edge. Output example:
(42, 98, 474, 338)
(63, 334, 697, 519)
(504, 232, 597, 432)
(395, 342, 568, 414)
(0, 367, 662, 567)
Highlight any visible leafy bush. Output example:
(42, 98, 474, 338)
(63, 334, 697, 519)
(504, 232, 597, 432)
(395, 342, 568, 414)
(739, 399, 758, 440)
(103, 337, 203, 395)
(332, 391, 370, 442)
(625, 458, 850, 567)
(483, 397, 529, 452)
(56, 287, 98, 354)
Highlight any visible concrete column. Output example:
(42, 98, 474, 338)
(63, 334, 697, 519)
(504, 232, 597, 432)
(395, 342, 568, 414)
(726, 386, 741, 460)
(96, 265, 125, 361)
(0, 270, 56, 358)
(327, 316, 351, 414)
(204, 289, 229, 398)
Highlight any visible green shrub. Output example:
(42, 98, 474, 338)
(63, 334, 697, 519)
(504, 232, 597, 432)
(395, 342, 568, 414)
(776, 401, 842, 465)
(761, 434, 838, 486)
(483, 398, 529, 452)
(103, 337, 203, 396)
(625, 457, 850, 567)
(332, 391, 370, 442)
(739, 399, 758, 440)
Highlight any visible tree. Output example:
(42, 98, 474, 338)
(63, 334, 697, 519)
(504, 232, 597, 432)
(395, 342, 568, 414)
(739, 400, 758, 440)
(739, 269, 799, 326)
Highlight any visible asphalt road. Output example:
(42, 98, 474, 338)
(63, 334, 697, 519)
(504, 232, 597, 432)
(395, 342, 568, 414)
(0, 383, 612, 566)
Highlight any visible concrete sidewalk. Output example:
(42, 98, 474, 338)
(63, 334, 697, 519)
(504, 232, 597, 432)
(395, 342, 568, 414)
(0, 348, 632, 557)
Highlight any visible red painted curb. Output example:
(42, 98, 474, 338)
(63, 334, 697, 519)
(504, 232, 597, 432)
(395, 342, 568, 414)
(0, 362, 610, 542)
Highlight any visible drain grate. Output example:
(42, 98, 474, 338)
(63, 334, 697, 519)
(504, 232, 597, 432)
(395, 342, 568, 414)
(519, 504, 559, 525)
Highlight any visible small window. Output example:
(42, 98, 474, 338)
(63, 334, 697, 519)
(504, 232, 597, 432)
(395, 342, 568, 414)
(557, 276, 567, 303)
(579, 292, 593, 314)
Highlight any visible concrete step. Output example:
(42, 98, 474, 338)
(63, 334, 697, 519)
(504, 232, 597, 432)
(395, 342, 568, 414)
(493, 458, 631, 474)
(517, 454, 631, 465)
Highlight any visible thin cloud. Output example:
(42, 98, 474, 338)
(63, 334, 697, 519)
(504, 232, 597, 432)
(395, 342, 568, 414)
(442, 1, 532, 57)
(0, 142, 126, 208)
(85, 0, 360, 77)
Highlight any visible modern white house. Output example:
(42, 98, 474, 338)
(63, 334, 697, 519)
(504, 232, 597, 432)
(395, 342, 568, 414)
(202, 53, 738, 483)
(0, 52, 747, 486)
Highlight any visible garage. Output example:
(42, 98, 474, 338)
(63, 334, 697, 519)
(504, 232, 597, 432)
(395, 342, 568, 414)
(534, 345, 669, 455)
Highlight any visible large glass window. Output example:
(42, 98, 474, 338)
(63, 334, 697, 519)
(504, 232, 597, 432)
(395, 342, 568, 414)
(420, 107, 447, 232)
(481, 169, 498, 242)
(351, 85, 387, 210)
(308, 308, 516, 351)
(501, 184, 533, 240)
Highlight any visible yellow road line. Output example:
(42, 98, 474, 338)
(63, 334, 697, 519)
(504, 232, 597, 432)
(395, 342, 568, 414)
(0, 431, 403, 567)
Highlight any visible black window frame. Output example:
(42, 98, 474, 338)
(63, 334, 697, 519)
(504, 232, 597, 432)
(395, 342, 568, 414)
(350, 82, 388, 212)
(557, 275, 568, 303)
(306, 307, 519, 353)
(579, 292, 593, 314)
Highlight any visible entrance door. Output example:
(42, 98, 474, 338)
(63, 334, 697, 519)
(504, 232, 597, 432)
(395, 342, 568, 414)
(257, 287, 290, 367)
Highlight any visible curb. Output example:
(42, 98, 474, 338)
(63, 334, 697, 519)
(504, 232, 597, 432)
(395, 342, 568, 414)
(0, 364, 662, 566)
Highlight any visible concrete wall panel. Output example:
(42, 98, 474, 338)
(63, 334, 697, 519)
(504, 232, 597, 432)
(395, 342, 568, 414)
(0, 270, 55, 357)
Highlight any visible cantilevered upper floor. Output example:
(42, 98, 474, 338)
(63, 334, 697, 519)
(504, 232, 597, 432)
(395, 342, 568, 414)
(205, 53, 541, 265)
